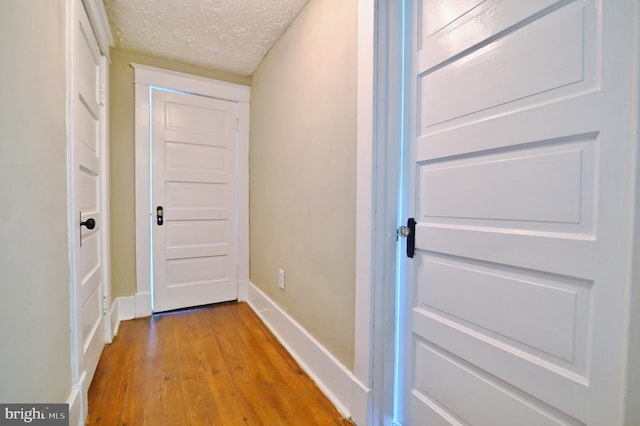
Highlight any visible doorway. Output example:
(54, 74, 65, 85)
(133, 65, 250, 316)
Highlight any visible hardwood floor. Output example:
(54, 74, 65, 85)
(87, 302, 354, 425)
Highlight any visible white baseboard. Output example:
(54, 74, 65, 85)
(118, 295, 136, 320)
(104, 296, 136, 340)
(67, 371, 87, 426)
(351, 378, 371, 426)
(134, 291, 152, 317)
(104, 304, 115, 344)
(237, 278, 249, 302)
(247, 282, 368, 422)
(115, 293, 151, 321)
(66, 385, 81, 426)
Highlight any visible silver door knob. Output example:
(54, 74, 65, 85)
(398, 226, 412, 237)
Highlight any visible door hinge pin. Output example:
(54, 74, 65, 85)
(103, 296, 110, 314)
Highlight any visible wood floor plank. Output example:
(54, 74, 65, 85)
(160, 313, 191, 425)
(213, 304, 285, 424)
(177, 312, 215, 425)
(200, 309, 256, 423)
(232, 304, 335, 424)
(192, 309, 245, 423)
(87, 302, 354, 426)
(123, 317, 164, 425)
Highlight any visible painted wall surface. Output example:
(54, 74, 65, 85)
(250, 0, 357, 370)
(0, 1, 71, 401)
(109, 48, 250, 299)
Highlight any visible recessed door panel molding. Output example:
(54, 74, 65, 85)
(420, 149, 582, 223)
(77, 103, 99, 154)
(165, 182, 228, 208)
(166, 221, 229, 248)
(415, 253, 591, 372)
(411, 310, 592, 418)
(76, 23, 100, 115)
(417, 224, 595, 281)
(166, 256, 230, 287)
(165, 101, 231, 135)
(165, 142, 228, 173)
(418, 0, 598, 133)
(419, 0, 570, 70)
(78, 168, 99, 210)
(80, 231, 101, 279)
(418, 135, 596, 233)
(166, 208, 229, 222)
(81, 283, 102, 337)
(412, 340, 582, 426)
(419, 0, 484, 41)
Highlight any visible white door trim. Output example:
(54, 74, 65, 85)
(624, 1, 640, 420)
(133, 64, 250, 317)
(354, 0, 405, 424)
(81, 0, 114, 61)
(99, 54, 113, 342)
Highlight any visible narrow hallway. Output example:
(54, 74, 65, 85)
(87, 302, 353, 425)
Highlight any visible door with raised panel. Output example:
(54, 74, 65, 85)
(71, 0, 106, 406)
(400, 0, 636, 424)
(151, 89, 238, 313)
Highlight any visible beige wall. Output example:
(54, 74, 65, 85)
(250, 0, 358, 370)
(109, 49, 250, 298)
(0, 1, 71, 401)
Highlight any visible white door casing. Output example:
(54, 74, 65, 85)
(133, 65, 250, 317)
(68, 0, 110, 421)
(399, 1, 638, 425)
(151, 89, 239, 312)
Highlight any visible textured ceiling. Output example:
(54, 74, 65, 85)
(104, 0, 309, 76)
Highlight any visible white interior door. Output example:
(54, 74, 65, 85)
(71, 0, 106, 403)
(400, 0, 636, 424)
(152, 89, 239, 313)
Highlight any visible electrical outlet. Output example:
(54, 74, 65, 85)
(278, 268, 285, 290)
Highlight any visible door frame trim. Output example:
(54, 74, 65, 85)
(81, 0, 114, 62)
(133, 64, 250, 316)
(354, 0, 405, 424)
